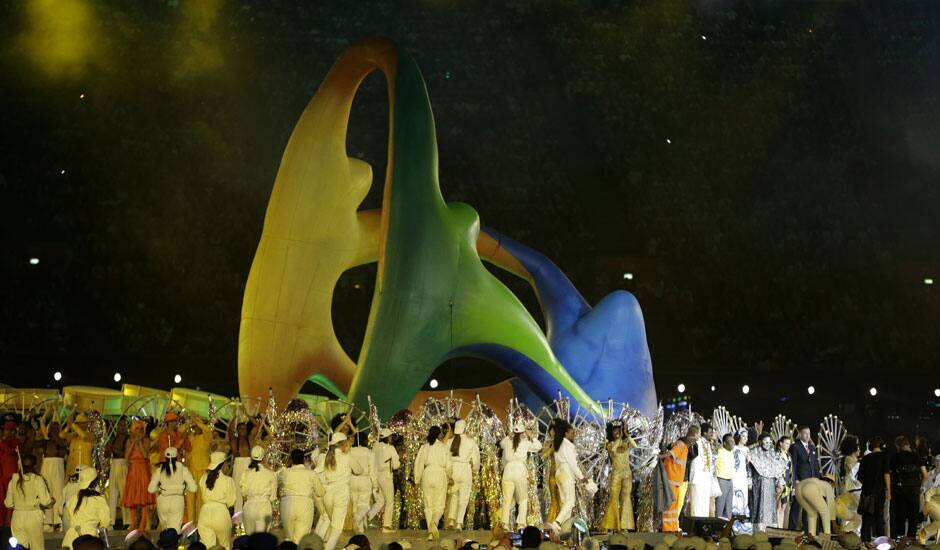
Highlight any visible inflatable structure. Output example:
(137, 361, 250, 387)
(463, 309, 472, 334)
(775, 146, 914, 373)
(238, 38, 657, 418)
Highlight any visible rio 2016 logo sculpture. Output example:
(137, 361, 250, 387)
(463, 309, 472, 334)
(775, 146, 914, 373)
(238, 38, 657, 419)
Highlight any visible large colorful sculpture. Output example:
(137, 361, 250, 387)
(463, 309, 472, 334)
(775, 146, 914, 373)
(238, 38, 657, 418)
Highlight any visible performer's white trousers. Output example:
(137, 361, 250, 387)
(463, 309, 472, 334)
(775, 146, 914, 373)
(323, 483, 350, 550)
(421, 465, 447, 536)
(368, 472, 395, 528)
(40, 457, 65, 528)
(447, 462, 473, 528)
(280, 495, 314, 542)
(108, 458, 129, 525)
(156, 494, 185, 533)
(314, 495, 330, 539)
(11, 509, 46, 550)
(232, 457, 251, 515)
(554, 465, 577, 526)
(795, 482, 830, 535)
(198, 501, 232, 549)
(500, 462, 529, 529)
(350, 475, 372, 533)
(242, 498, 273, 534)
(688, 480, 713, 517)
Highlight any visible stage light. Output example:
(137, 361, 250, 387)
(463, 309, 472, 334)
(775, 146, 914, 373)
(710, 385, 716, 392)
(807, 386, 815, 395)
(741, 384, 750, 395)
(925, 278, 934, 285)
(113, 372, 122, 383)
(429, 378, 439, 389)
(29, 258, 40, 265)
(60, 169, 66, 175)
(869, 387, 877, 396)
(666, 138, 672, 144)
(53, 371, 62, 381)
(677, 383, 686, 393)
(79, 93, 85, 99)
(934, 388, 939, 397)
(174, 374, 182, 384)
(701, 35, 707, 40)
(623, 272, 634, 280)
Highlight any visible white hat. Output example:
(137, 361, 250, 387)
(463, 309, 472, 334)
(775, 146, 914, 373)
(379, 428, 393, 439)
(454, 420, 466, 435)
(77, 466, 98, 490)
(329, 432, 347, 446)
(512, 424, 525, 434)
(164, 446, 178, 459)
(250, 445, 265, 461)
(208, 452, 227, 470)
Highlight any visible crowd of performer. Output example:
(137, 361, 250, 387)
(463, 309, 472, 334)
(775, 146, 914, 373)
(1, 407, 938, 550)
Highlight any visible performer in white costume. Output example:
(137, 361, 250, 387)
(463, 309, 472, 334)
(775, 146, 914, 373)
(794, 475, 836, 535)
(240, 445, 278, 534)
(37, 412, 66, 531)
(551, 420, 585, 532)
(279, 449, 319, 543)
(197, 452, 236, 549)
(147, 446, 196, 532)
(4, 455, 52, 550)
(63, 468, 109, 550)
(106, 417, 130, 528)
(316, 432, 361, 550)
(368, 428, 400, 533)
(731, 429, 751, 520)
(500, 425, 542, 530)
(414, 425, 451, 541)
(446, 419, 480, 531)
(348, 432, 374, 533)
(688, 423, 717, 518)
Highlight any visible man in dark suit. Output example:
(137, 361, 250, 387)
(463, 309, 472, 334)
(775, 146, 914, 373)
(788, 425, 821, 530)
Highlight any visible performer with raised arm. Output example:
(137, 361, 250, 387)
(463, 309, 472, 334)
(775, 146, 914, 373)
(316, 432, 361, 550)
(197, 452, 236, 549)
(228, 409, 266, 515)
(601, 420, 638, 532)
(186, 412, 215, 524)
(37, 408, 67, 531)
(60, 413, 94, 483)
(122, 419, 154, 533)
(147, 446, 197, 532)
(499, 424, 542, 531)
(661, 425, 700, 532)
(105, 417, 130, 528)
(241, 445, 277, 534)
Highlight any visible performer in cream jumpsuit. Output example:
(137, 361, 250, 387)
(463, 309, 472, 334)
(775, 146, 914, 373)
(369, 428, 400, 532)
(241, 446, 277, 534)
(147, 447, 197, 532)
(63, 468, 110, 550)
(500, 425, 542, 530)
(551, 420, 584, 532)
(4, 455, 52, 550)
(415, 425, 452, 541)
(795, 475, 837, 535)
(447, 420, 480, 530)
(316, 432, 361, 550)
(198, 452, 236, 549)
(279, 449, 319, 543)
(348, 433, 374, 533)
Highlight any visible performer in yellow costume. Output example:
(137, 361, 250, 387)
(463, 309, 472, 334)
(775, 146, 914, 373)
(186, 414, 215, 522)
(61, 413, 95, 475)
(601, 420, 637, 531)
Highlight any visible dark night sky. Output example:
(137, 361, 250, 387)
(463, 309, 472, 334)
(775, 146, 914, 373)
(1, 0, 938, 434)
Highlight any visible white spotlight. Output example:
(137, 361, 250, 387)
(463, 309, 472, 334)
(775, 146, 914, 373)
(666, 138, 672, 144)
(710, 385, 716, 392)
(741, 384, 750, 395)
(701, 35, 707, 40)
(807, 386, 815, 395)
(935, 388, 940, 397)
(113, 372, 122, 383)
(925, 278, 934, 285)
(29, 258, 40, 265)
(429, 379, 439, 389)
(53, 371, 62, 381)
(869, 387, 877, 397)
(174, 374, 182, 384)
(623, 272, 634, 280)
(677, 383, 686, 393)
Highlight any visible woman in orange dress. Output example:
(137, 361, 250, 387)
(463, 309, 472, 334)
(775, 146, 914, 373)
(122, 420, 155, 532)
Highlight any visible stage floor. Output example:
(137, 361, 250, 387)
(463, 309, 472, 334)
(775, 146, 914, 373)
(42, 528, 674, 549)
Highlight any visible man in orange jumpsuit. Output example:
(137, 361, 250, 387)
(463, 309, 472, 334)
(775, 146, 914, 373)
(662, 425, 700, 532)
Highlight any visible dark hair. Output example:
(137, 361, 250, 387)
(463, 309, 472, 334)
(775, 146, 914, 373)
(553, 420, 572, 452)
(839, 434, 859, 457)
(606, 422, 624, 442)
(128, 537, 158, 550)
(797, 425, 811, 433)
(733, 432, 743, 445)
(388, 543, 403, 550)
(450, 433, 462, 456)
(330, 413, 346, 432)
(777, 435, 791, 448)
(895, 435, 911, 449)
(160, 457, 178, 476)
(75, 477, 101, 513)
(426, 425, 441, 445)
(249, 458, 262, 472)
(701, 423, 713, 434)
(521, 526, 543, 548)
(277, 542, 298, 550)
(188, 543, 207, 550)
(72, 534, 106, 550)
(758, 432, 772, 443)
(206, 462, 224, 490)
(722, 433, 735, 444)
(18, 454, 38, 495)
(347, 534, 371, 550)
(868, 436, 884, 451)
(290, 449, 305, 466)
(512, 431, 522, 451)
